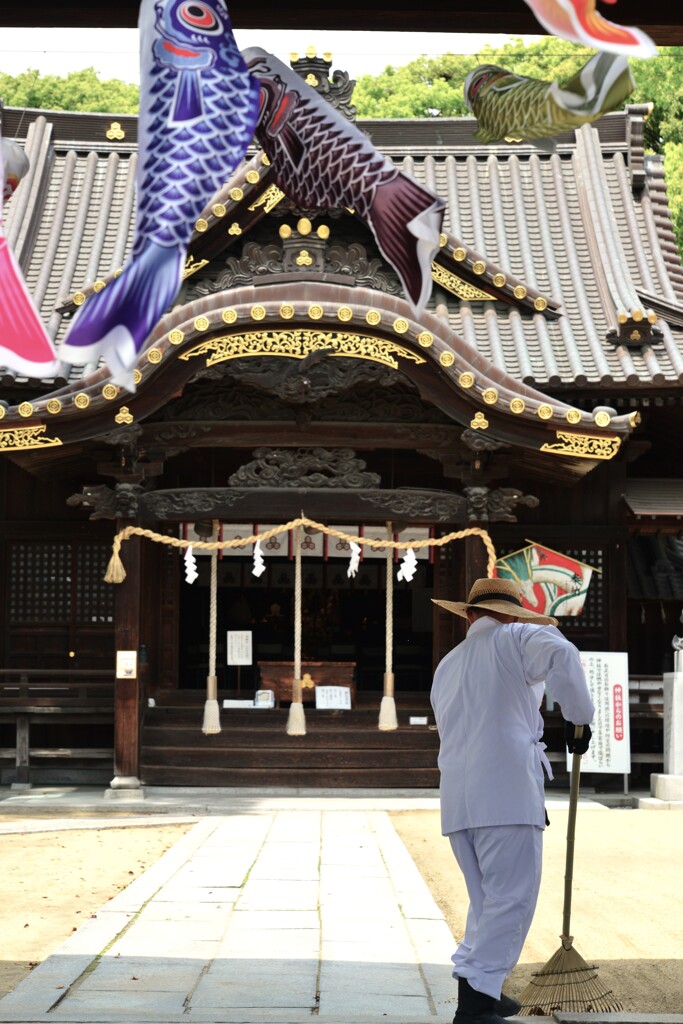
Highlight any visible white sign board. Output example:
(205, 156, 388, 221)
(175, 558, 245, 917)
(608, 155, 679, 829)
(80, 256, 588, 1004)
(116, 650, 137, 679)
(227, 631, 252, 666)
(315, 686, 352, 710)
(567, 651, 631, 773)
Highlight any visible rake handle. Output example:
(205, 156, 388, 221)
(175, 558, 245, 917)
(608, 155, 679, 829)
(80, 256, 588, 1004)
(562, 724, 584, 940)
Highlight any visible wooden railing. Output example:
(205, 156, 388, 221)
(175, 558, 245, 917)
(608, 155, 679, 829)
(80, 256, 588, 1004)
(0, 669, 115, 785)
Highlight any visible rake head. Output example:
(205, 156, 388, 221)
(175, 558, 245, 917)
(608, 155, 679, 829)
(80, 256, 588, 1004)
(518, 936, 622, 1014)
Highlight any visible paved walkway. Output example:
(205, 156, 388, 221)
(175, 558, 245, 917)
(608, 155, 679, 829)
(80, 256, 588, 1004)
(0, 790, 680, 1024)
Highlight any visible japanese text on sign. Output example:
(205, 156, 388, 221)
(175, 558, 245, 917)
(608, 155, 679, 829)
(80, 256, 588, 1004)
(571, 651, 631, 774)
(227, 631, 252, 666)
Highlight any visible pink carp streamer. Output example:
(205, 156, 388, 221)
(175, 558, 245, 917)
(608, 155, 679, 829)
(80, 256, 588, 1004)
(524, 0, 657, 58)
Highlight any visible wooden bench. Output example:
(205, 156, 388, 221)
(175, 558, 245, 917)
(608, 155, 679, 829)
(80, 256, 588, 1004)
(0, 670, 114, 785)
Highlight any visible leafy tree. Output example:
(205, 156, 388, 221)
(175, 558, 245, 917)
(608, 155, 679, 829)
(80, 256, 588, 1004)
(0, 67, 139, 114)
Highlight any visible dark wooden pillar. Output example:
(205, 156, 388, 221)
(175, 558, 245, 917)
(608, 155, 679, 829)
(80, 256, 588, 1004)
(110, 531, 142, 791)
(465, 524, 489, 590)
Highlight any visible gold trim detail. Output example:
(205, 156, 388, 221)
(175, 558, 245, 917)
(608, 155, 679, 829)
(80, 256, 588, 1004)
(73, 292, 86, 306)
(133, 369, 142, 385)
(228, 222, 242, 236)
(432, 262, 492, 301)
(46, 399, 62, 415)
(453, 247, 467, 262)
(246, 170, 260, 184)
(280, 304, 295, 320)
(115, 407, 134, 426)
(183, 256, 209, 279)
(459, 373, 475, 389)
(472, 260, 486, 275)
(439, 352, 455, 368)
(74, 393, 90, 410)
(366, 310, 381, 326)
(534, 296, 548, 311)
(632, 308, 644, 322)
(229, 188, 244, 202)
(222, 309, 237, 325)
(212, 203, 226, 218)
(114, 268, 123, 278)
(248, 183, 284, 213)
(18, 402, 34, 419)
(393, 318, 409, 334)
(594, 410, 612, 427)
(194, 316, 210, 332)
(482, 388, 498, 405)
(540, 432, 621, 461)
(298, 217, 312, 236)
(317, 224, 330, 240)
(513, 285, 527, 300)
(510, 398, 525, 414)
(647, 311, 658, 325)
(471, 411, 488, 430)
(0, 406, 5, 420)
(418, 332, 433, 348)
(439, 233, 448, 248)
(629, 411, 642, 427)
(538, 404, 553, 420)
(195, 218, 208, 232)
(102, 385, 118, 400)
(93, 280, 106, 293)
(305, 73, 319, 87)
(337, 306, 353, 323)
(308, 305, 324, 320)
(566, 409, 582, 425)
(296, 249, 313, 266)
(169, 329, 185, 345)
(106, 121, 125, 141)
(261, 153, 271, 166)
(493, 273, 506, 288)
(0, 425, 62, 451)
(251, 305, 267, 321)
(279, 224, 292, 239)
(147, 348, 162, 364)
(180, 330, 427, 371)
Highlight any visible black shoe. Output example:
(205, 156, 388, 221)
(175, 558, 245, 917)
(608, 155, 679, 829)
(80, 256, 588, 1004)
(495, 993, 521, 1018)
(453, 978, 509, 1024)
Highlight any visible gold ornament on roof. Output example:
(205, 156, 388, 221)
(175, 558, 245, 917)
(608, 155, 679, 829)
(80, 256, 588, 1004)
(147, 348, 162, 364)
(18, 402, 34, 418)
(0, 406, 5, 420)
(229, 188, 244, 202)
(308, 305, 324, 320)
(453, 247, 467, 262)
(246, 170, 260, 184)
(472, 260, 486, 275)
(393, 318, 409, 334)
(317, 224, 330, 240)
(366, 310, 381, 326)
(513, 285, 527, 300)
(594, 410, 612, 427)
(510, 397, 525, 414)
(195, 218, 208, 232)
(115, 407, 134, 425)
(106, 121, 125, 141)
(194, 316, 210, 331)
(133, 369, 142, 385)
(261, 153, 271, 166)
(534, 296, 548, 311)
(248, 184, 285, 213)
(432, 263, 492, 301)
(280, 304, 295, 320)
(73, 292, 86, 306)
(212, 203, 226, 217)
(439, 351, 455, 368)
(540, 432, 621, 460)
(296, 250, 314, 266)
(222, 309, 237, 325)
(297, 217, 312, 236)
(538, 404, 553, 420)
(482, 388, 498, 405)
(0, 425, 62, 451)
(46, 399, 62, 415)
(279, 224, 293, 239)
(74, 393, 90, 410)
(169, 328, 185, 344)
(93, 280, 106, 293)
(228, 222, 242, 235)
(459, 373, 475, 388)
(305, 74, 319, 86)
(566, 409, 582, 424)
(471, 411, 488, 430)
(493, 273, 506, 288)
(418, 332, 433, 347)
(183, 255, 209, 279)
(102, 385, 118, 400)
(251, 305, 267, 321)
(629, 411, 641, 427)
(337, 306, 353, 322)
(439, 233, 448, 248)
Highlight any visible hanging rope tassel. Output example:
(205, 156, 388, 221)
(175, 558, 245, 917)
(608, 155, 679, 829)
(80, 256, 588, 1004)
(287, 524, 306, 736)
(202, 520, 221, 735)
(379, 521, 398, 731)
(104, 535, 127, 583)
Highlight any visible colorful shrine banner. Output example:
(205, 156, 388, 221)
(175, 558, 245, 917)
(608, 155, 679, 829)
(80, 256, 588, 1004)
(523, 0, 657, 58)
(494, 541, 597, 617)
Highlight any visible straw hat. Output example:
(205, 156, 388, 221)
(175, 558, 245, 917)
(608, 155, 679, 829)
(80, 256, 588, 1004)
(432, 577, 558, 626)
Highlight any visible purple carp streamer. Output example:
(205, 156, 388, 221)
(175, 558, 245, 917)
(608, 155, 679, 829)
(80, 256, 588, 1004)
(244, 48, 445, 318)
(59, 0, 260, 390)
(464, 52, 635, 145)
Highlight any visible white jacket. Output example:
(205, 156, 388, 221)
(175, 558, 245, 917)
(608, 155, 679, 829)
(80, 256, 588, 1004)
(430, 616, 595, 833)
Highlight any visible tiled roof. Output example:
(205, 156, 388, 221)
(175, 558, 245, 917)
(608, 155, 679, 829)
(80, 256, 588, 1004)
(3, 101, 683, 392)
(623, 479, 683, 518)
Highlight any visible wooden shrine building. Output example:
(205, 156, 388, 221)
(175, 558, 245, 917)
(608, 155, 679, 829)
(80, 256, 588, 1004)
(1, 53, 682, 789)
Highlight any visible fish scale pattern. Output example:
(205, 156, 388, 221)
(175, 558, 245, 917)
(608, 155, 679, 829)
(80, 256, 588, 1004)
(134, 43, 259, 257)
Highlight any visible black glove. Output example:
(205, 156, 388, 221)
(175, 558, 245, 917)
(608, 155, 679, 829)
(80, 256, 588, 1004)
(564, 721, 592, 755)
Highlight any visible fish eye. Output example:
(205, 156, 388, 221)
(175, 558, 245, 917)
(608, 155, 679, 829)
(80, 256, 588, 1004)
(178, 2, 222, 33)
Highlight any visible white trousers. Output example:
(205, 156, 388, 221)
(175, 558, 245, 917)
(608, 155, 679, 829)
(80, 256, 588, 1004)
(448, 824, 543, 1000)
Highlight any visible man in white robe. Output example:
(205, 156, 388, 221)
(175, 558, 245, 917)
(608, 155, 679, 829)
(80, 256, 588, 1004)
(431, 577, 594, 1024)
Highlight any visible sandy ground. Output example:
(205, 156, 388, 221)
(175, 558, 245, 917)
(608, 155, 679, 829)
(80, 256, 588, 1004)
(0, 808, 681, 1013)
(390, 808, 683, 1014)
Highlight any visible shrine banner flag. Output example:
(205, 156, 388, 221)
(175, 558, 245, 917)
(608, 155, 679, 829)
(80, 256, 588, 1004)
(494, 541, 597, 617)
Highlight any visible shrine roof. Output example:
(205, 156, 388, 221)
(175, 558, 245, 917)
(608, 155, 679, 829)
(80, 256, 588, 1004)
(2, 99, 683, 398)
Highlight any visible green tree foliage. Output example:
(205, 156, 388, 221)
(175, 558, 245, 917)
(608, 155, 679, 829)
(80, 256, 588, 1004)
(0, 67, 139, 114)
(353, 37, 683, 251)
